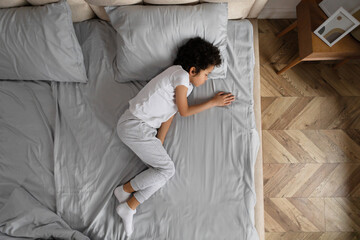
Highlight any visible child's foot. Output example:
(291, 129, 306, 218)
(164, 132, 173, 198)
(114, 185, 131, 203)
(116, 202, 136, 237)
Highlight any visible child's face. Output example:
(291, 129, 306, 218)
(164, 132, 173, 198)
(189, 65, 215, 87)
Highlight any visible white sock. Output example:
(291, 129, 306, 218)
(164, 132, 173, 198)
(114, 185, 131, 203)
(116, 202, 136, 237)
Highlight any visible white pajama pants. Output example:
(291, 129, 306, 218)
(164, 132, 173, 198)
(116, 109, 175, 204)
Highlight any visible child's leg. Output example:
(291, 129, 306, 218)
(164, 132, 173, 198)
(123, 182, 134, 193)
(128, 157, 173, 204)
(122, 143, 174, 205)
(117, 115, 175, 206)
(129, 177, 167, 209)
(115, 139, 173, 235)
(123, 179, 167, 210)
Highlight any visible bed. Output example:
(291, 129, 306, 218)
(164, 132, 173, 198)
(0, 0, 266, 239)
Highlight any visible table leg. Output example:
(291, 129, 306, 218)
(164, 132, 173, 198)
(276, 56, 301, 75)
(276, 20, 298, 38)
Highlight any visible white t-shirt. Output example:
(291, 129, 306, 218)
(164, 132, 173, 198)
(129, 65, 193, 129)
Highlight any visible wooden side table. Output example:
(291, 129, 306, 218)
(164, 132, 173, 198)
(276, 0, 360, 75)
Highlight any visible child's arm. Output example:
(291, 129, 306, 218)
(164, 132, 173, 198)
(156, 115, 175, 144)
(175, 85, 235, 117)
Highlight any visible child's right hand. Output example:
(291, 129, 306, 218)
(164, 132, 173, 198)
(211, 92, 235, 107)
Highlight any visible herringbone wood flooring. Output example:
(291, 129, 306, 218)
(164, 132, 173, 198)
(259, 19, 360, 240)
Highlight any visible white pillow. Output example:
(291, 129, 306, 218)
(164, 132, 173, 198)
(105, 3, 228, 82)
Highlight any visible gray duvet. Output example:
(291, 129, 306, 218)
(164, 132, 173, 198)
(0, 19, 259, 240)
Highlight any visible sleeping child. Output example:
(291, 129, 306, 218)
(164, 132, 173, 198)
(114, 37, 235, 237)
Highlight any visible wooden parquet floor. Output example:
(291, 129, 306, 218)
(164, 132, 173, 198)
(259, 19, 360, 240)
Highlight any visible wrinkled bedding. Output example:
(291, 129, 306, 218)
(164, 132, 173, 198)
(0, 19, 259, 240)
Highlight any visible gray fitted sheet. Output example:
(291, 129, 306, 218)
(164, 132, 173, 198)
(0, 19, 259, 240)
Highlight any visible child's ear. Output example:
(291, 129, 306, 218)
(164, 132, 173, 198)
(189, 67, 197, 76)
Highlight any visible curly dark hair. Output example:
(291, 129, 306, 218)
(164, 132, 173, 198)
(173, 37, 222, 75)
